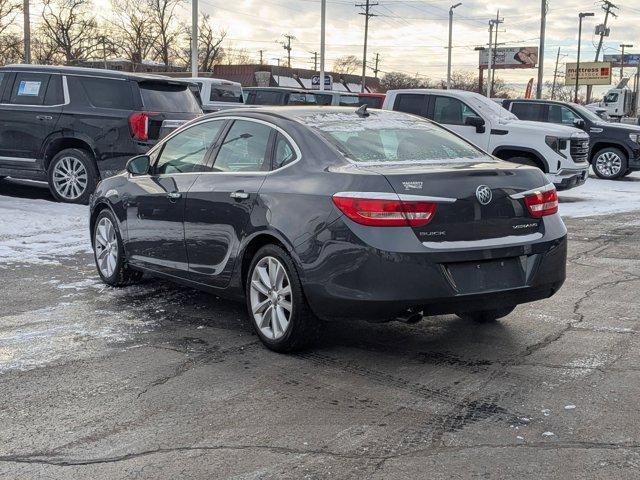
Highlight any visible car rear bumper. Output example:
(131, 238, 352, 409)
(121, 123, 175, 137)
(297, 217, 567, 321)
(547, 167, 588, 190)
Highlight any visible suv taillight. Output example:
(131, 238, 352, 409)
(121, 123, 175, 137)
(129, 112, 157, 141)
(524, 188, 558, 218)
(332, 194, 437, 227)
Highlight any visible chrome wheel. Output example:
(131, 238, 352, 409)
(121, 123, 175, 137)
(595, 151, 623, 177)
(53, 156, 88, 200)
(94, 217, 118, 278)
(249, 256, 293, 340)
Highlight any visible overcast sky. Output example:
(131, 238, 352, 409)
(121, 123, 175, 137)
(188, 0, 639, 94)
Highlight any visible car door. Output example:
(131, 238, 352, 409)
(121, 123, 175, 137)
(125, 119, 227, 275)
(184, 118, 274, 287)
(429, 95, 490, 151)
(0, 72, 64, 169)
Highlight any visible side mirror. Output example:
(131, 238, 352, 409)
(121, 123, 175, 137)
(126, 155, 150, 175)
(574, 118, 586, 129)
(465, 115, 486, 133)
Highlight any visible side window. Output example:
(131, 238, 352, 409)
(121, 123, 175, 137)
(213, 120, 272, 173)
(273, 132, 297, 170)
(394, 94, 427, 117)
(339, 95, 360, 107)
(433, 96, 478, 125)
(510, 102, 543, 121)
(548, 105, 580, 126)
(253, 90, 282, 105)
(155, 120, 224, 174)
(315, 93, 333, 106)
(10, 73, 50, 106)
(44, 75, 64, 105)
(78, 77, 134, 109)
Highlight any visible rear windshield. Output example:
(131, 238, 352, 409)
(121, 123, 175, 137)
(210, 85, 243, 103)
(140, 82, 201, 113)
(302, 111, 487, 164)
(358, 96, 384, 108)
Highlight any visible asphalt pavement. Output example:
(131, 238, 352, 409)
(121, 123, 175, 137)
(0, 179, 639, 479)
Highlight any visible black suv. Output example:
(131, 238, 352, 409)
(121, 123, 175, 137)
(0, 65, 202, 203)
(501, 99, 640, 180)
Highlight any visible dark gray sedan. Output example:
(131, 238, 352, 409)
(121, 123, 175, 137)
(89, 106, 567, 352)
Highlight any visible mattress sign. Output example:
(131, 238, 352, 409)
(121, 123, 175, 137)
(18, 81, 41, 97)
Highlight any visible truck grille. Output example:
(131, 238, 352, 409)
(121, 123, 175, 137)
(570, 139, 590, 163)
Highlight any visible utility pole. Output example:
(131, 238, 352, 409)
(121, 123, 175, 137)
(259, 50, 264, 65)
(575, 12, 594, 103)
(312, 51, 318, 71)
(281, 34, 295, 68)
(536, 0, 547, 99)
(320, 0, 326, 91)
(447, 3, 462, 89)
(486, 20, 494, 98)
(551, 47, 561, 100)
(191, 0, 198, 77)
(620, 44, 633, 79)
(587, 0, 618, 102)
(490, 11, 503, 97)
(23, 0, 30, 64)
(373, 52, 380, 78)
(356, 0, 377, 93)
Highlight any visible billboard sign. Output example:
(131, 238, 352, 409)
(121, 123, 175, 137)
(565, 62, 612, 86)
(603, 54, 640, 67)
(479, 47, 538, 69)
(311, 74, 333, 90)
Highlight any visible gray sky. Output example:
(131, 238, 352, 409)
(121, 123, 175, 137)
(196, 0, 640, 95)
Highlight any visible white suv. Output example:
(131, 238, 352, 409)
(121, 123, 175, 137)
(383, 89, 590, 190)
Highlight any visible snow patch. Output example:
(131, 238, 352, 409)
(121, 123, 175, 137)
(559, 173, 640, 218)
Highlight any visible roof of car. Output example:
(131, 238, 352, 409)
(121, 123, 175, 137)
(203, 105, 392, 122)
(386, 88, 482, 100)
(0, 64, 188, 83)
(504, 98, 579, 107)
(243, 86, 310, 93)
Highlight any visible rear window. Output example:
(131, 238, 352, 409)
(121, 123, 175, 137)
(140, 82, 201, 113)
(210, 85, 243, 103)
(302, 111, 486, 164)
(339, 95, 360, 107)
(287, 93, 317, 105)
(358, 96, 384, 108)
(79, 77, 133, 109)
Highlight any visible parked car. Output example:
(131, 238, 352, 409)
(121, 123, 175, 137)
(383, 89, 590, 190)
(501, 98, 640, 180)
(183, 77, 248, 113)
(0, 65, 202, 203)
(358, 92, 386, 109)
(243, 87, 318, 106)
(90, 106, 567, 352)
(313, 91, 361, 106)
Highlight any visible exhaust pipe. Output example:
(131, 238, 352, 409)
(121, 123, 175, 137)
(396, 309, 423, 324)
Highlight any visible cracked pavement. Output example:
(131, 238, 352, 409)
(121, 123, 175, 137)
(1, 183, 640, 479)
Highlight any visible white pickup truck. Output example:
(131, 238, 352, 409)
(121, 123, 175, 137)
(383, 89, 590, 190)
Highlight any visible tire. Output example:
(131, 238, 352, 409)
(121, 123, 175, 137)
(93, 210, 142, 287)
(245, 244, 319, 352)
(592, 147, 628, 180)
(48, 148, 98, 204)
(506, 156, 542, 170)
(456, 306, 516, 323)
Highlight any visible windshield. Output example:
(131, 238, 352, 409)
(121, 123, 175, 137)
(604, 92, 619, 103)
(210, 84, 243, 103)
(140, 82, 201, 113)
(572, 104, 604, 123)
(301, 111, 488, 164)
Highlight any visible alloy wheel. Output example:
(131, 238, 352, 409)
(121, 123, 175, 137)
(595, 151, 622, 177)
(249, 256, 293, 340)
(94, 217, 118, 278)
(53, 156, 88, 200)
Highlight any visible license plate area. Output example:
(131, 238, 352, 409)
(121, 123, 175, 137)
(444, 257, 526, 294)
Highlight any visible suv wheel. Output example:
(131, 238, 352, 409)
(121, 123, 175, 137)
(592, 147, 628, 180)
(93, 210, 142, 286)
(456, 306, 516, 323)
(246, 245, 319, 352)
(48, 148, 98, 204)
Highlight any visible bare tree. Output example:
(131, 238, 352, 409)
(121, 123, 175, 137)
(0, 0, 22, 64)
(31, 35, 62, 64)
(146, 0, 184, 67)
(197, 14, 225, 72)
(332, 55, 362, 75)
(41, 0, 102, 64)
(380, 72, 432, 91)
(225, 47, 253, 65)
(110, 0, 156, 69)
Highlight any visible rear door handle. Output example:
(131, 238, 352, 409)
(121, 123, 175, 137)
(36, 115, 53, 121)
(230, 191, 249, 200)
(167, 192, 182, 200)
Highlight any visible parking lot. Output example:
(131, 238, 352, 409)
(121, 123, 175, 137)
(1, 176, 640, 479)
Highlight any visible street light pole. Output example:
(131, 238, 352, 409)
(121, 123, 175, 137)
(620, 44, 633, 79)
(486, 20, 494, 98)
(575, 12, 594, 104)
(447, 3, 462, 90)
(320, 0, 326, 91)
(191, 0, 198, 77)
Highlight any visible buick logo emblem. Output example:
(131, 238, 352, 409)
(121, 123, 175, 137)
(475, 185, 492, 205)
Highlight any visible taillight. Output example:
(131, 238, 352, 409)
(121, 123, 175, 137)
(129, 112, 157, 141)
(332, 194, 437, 227)
(524, 188, 558, 218)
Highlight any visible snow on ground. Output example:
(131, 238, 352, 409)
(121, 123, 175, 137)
(0, 194, 90, 266)
(559, 172, 640, 218)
